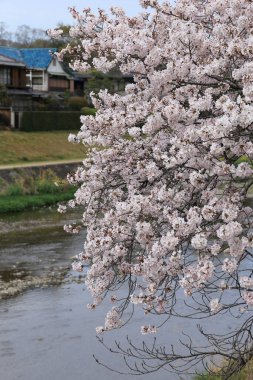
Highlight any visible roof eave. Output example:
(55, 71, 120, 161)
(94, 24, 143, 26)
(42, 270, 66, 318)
(0, 62, 25, 67)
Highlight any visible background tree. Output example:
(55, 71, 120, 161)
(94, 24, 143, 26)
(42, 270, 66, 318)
(51, 1, 253, 378)
(15, 25, 43, 46)
(0, 22, 73, 48)
(0, 22, 12, 46)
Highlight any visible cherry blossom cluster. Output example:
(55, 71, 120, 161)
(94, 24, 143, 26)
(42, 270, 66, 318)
(53, 0, 253, 334)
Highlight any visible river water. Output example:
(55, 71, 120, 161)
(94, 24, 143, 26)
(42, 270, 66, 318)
(0, 207, 248, 380)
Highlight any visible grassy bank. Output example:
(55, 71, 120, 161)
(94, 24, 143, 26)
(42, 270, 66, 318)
(0, 190, 75, 213)
(0, 168, 76, 213)
(0, 130, 86, 165)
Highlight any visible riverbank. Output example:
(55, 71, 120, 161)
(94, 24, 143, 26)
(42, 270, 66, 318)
(0, 130, 85, 166)
(0, 162, 79, 213)
(0, 206, 84, 299)
(0, 189, 76, 213)
(0, 159, 81, 184)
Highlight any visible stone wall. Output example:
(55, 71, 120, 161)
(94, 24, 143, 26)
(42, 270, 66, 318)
(0, 162, 81, 183)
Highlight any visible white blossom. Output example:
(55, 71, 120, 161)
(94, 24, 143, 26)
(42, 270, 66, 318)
(140, 325, 157, 335)
(222, 258, 237, 274)
(54, 0, 253, 341)
(191, 234, 208, 250)
(210, 298, 222, 313)
(239, 277, 253, 289)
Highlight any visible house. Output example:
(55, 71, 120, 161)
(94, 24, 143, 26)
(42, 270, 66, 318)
(0, 47, 133, 128)
(0, 47, 87, 127)
(0, 47, 85, 96)
(0, 48, 28, 128)
(22, 48, 58, 92)
(0, 47, 27, 91)
(20, 48, 81, 93)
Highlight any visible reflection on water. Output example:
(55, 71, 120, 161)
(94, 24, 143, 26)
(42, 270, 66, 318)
(0, 207, 84, 299)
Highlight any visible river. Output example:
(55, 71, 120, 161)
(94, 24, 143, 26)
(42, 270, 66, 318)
(0, 207, 248, 380)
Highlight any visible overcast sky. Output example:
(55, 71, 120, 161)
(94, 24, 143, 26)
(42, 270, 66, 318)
(0, 0, 143, 33)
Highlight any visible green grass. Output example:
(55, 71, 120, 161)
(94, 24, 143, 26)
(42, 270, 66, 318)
(0, 189, 75, 213)
(0, 168, 77, 213)
(0, 130, 86, 165)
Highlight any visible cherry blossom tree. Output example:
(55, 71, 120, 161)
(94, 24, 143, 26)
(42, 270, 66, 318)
(51, 0, 253, 377)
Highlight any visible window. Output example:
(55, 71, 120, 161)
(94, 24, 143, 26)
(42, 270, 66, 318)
(32, 77, 43, 85)
(27, 70, 44, 87)
(0, 68, 11, 85)
(33, 70, 43, 76)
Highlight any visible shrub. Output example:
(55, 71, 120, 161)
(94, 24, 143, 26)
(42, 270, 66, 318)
(36, 180, 61, 194)
(5, 184, 24, 196)
(67, 96, 88, 110)
(80, 107, 96, 116)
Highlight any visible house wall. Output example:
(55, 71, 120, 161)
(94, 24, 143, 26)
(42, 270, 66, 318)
(48, 76, 69, 91)
(47, 58, 72, 92)
(33, 71, 48, 92)
(26, 70, 48, 92)
(12, 68, 26, 88)
(47, 59, 67, 76)
(0, 55, 26, 89)
(0, 66, 26, 88)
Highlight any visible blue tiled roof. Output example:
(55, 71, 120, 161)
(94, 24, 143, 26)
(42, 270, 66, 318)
(20, 48, 57, 69)
(0, 47, 57, 69)
(0, 47, 23, 63)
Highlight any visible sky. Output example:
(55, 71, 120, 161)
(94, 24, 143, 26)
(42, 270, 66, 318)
(0, 0, 143, 33)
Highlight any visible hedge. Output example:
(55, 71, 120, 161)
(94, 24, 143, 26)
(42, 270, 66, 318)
(20, 111, 82, 131)
(20, 109, 97, 131)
